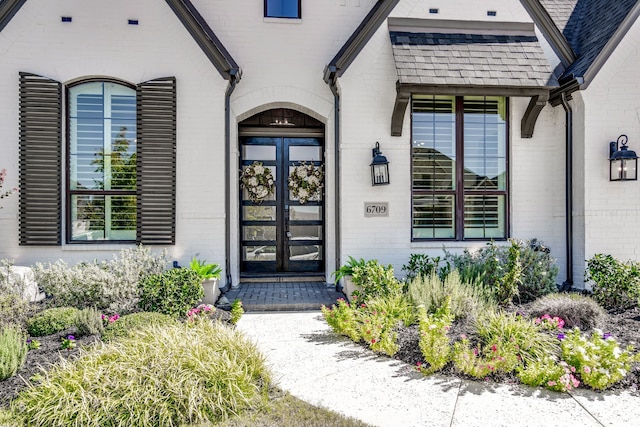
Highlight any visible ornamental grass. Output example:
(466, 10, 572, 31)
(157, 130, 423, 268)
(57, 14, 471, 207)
(9, 321, 271, 426)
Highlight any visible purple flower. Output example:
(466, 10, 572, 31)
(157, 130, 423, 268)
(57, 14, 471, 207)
(603, 333, 612, 340)
(67, 335, 75, 340)
(557, 333, 565, 341)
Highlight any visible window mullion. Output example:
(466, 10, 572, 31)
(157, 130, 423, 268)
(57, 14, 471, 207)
(455, 96, 465, 241)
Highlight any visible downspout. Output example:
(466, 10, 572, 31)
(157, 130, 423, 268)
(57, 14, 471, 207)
(222, 69, 239, 294)
(326, 68, 342, 291)
(559, 92, 573, 291)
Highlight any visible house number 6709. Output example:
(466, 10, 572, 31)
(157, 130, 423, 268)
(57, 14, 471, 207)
(364, 202, 389, 217)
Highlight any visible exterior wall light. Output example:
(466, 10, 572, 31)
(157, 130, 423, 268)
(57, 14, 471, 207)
(370, 141, 390, 186)
(609, 134, 638, 181)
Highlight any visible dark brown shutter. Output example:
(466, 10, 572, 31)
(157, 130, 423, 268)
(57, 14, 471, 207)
(136, 77, 177, 245)
(18, 72, 62, 245)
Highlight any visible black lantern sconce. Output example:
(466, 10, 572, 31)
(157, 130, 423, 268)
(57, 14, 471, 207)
(370, 141, 390, 186)
(609, 134, 638, 181)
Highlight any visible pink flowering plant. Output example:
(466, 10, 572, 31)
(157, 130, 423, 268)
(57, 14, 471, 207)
(535, 314, 565, 330)
(0, 168, 18, 209)
(321, 299, 362, 342)
(452, 339, 521, 379)
(517, 356, 580, 392)
(186, 304, 216, 323)
(101, 313, 120, 325)
(561, 328, 639, 390)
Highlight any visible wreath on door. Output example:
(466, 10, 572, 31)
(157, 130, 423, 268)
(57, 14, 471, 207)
(288, 162, 323, 204)
(240, 161, 275, 203)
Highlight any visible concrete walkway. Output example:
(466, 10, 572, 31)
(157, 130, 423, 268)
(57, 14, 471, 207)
(237, 311, 640, 427)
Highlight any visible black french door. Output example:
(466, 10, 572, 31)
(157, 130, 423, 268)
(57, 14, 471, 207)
(240, 136, 324, 274)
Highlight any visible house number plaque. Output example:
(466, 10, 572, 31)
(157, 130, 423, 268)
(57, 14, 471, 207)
(364, 202, 389, 217)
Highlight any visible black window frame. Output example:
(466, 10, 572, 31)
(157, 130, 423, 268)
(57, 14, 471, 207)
(410, 95, 510, 242)
(65, 78, 138, 244)
(264, 0, 301, 19)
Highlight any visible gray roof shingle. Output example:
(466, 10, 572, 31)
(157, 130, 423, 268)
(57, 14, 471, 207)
(389, 31, 554, 87)
(539, 0, 639, 79)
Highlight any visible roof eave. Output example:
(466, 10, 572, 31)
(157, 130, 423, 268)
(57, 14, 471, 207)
(0, 0, 27, 32)
(519, 0, 576, 68)
(579, 1, 640, 90)
(165, 0, 240, 81)
(324, 0, 400, 84)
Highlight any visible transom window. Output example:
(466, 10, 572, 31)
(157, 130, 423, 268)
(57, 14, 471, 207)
(68, 81, 137, 242)
(265, 0, 301, 18)
(411, 95, 508, 240)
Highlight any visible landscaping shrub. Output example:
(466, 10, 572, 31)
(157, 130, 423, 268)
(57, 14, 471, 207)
(417, 298, 454, 374)
(474, 310, 559, 365)
(139, 268, 204, 317)
(401, 253, 442, 282)
(444, 239, 558, 304)
(364, 291, 415, 327)
(230, 299, 245, 325)
(528, 293, 607, 330)
(516, 357, 580, 392)
(9, 321, 272, 426)
(26, 307, 80, 337)
(322, 299, 361, 342)
(74, 307, 104, 337)
(101, 311, 176, 342)
(561, 328, 639, 390)
(0, 324, 27, 380)
(586, 253, 640, 310)
(408, 270, 494, 320)
(33, 245, 167, 314)
(350, 260, 402, 302)
(0, 260, 30, 327)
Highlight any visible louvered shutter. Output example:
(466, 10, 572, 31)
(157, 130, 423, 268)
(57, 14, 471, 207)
(136, 77, 177, 245)
(18, 72, 62, 245)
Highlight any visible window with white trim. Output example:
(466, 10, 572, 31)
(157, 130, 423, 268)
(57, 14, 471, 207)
(265, 0, 301, 18)
(411, 95, 508, 240)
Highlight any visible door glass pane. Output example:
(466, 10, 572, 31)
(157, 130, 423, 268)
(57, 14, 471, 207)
(289, 245, 321, 260)
(289, 146, 321, 161)
(243, 206, 276, 221)
(289, 226, 321, 240)
(290, 206, 321, 220)
(243, 225, 276, 241)
(242, 145, 276, 161)
(412, 194, 455, 239)
(243, 245, 276, 261)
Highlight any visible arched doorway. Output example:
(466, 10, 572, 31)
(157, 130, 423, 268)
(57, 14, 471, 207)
(239, 108, 325, 276)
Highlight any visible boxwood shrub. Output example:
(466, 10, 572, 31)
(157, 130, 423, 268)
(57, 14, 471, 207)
(26, 307, 80, 337)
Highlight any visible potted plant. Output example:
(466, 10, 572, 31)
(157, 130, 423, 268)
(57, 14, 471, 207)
(189, 257, 223, 305)
(332, 256, 366, 302)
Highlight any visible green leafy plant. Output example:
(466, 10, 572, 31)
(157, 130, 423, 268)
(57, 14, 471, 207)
(26, 307, 80, 337)
(189, 257, 222, 280)
(496, 240, 521, 306)
(332, 256, 366, 283)
(230, 299, 245, 325)
(517, 357, 580, 392)
(33, 246, 167, 314)
(452, 338, 520, 379)
(528, 293, 606, 330)
(351, 260, 402, 302)
(138, 268, 204, 318)
(359, 309, 399, 357)
(402, 253, 442, 282)
(0, 324, 27, 380)
(9, 321, 272, 425)
(26, 339, 40, 350)
(101, 312, 177, 342)
(363, 292, 415, 327)
(321, 299, 361, 342)
(74, 307, 104, 337)
(561, 328, 638, 390)
(60, 335, 76, 350)
(408, 270, 495, 320)
(586, 253, 640, 310)
(417, 298, 454, 375)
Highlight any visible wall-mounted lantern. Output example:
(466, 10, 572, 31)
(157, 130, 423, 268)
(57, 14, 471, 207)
(609, 134, 638, 181)
(370, 141, 390, 186)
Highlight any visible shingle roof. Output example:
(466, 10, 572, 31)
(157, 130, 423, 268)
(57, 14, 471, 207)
(389, 31, 554, 87)
(538, 0, 640, 79)
(538, 0, 579, 32)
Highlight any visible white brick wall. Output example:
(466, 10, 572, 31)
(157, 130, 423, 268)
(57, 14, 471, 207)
(0, 0, 228, 270)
